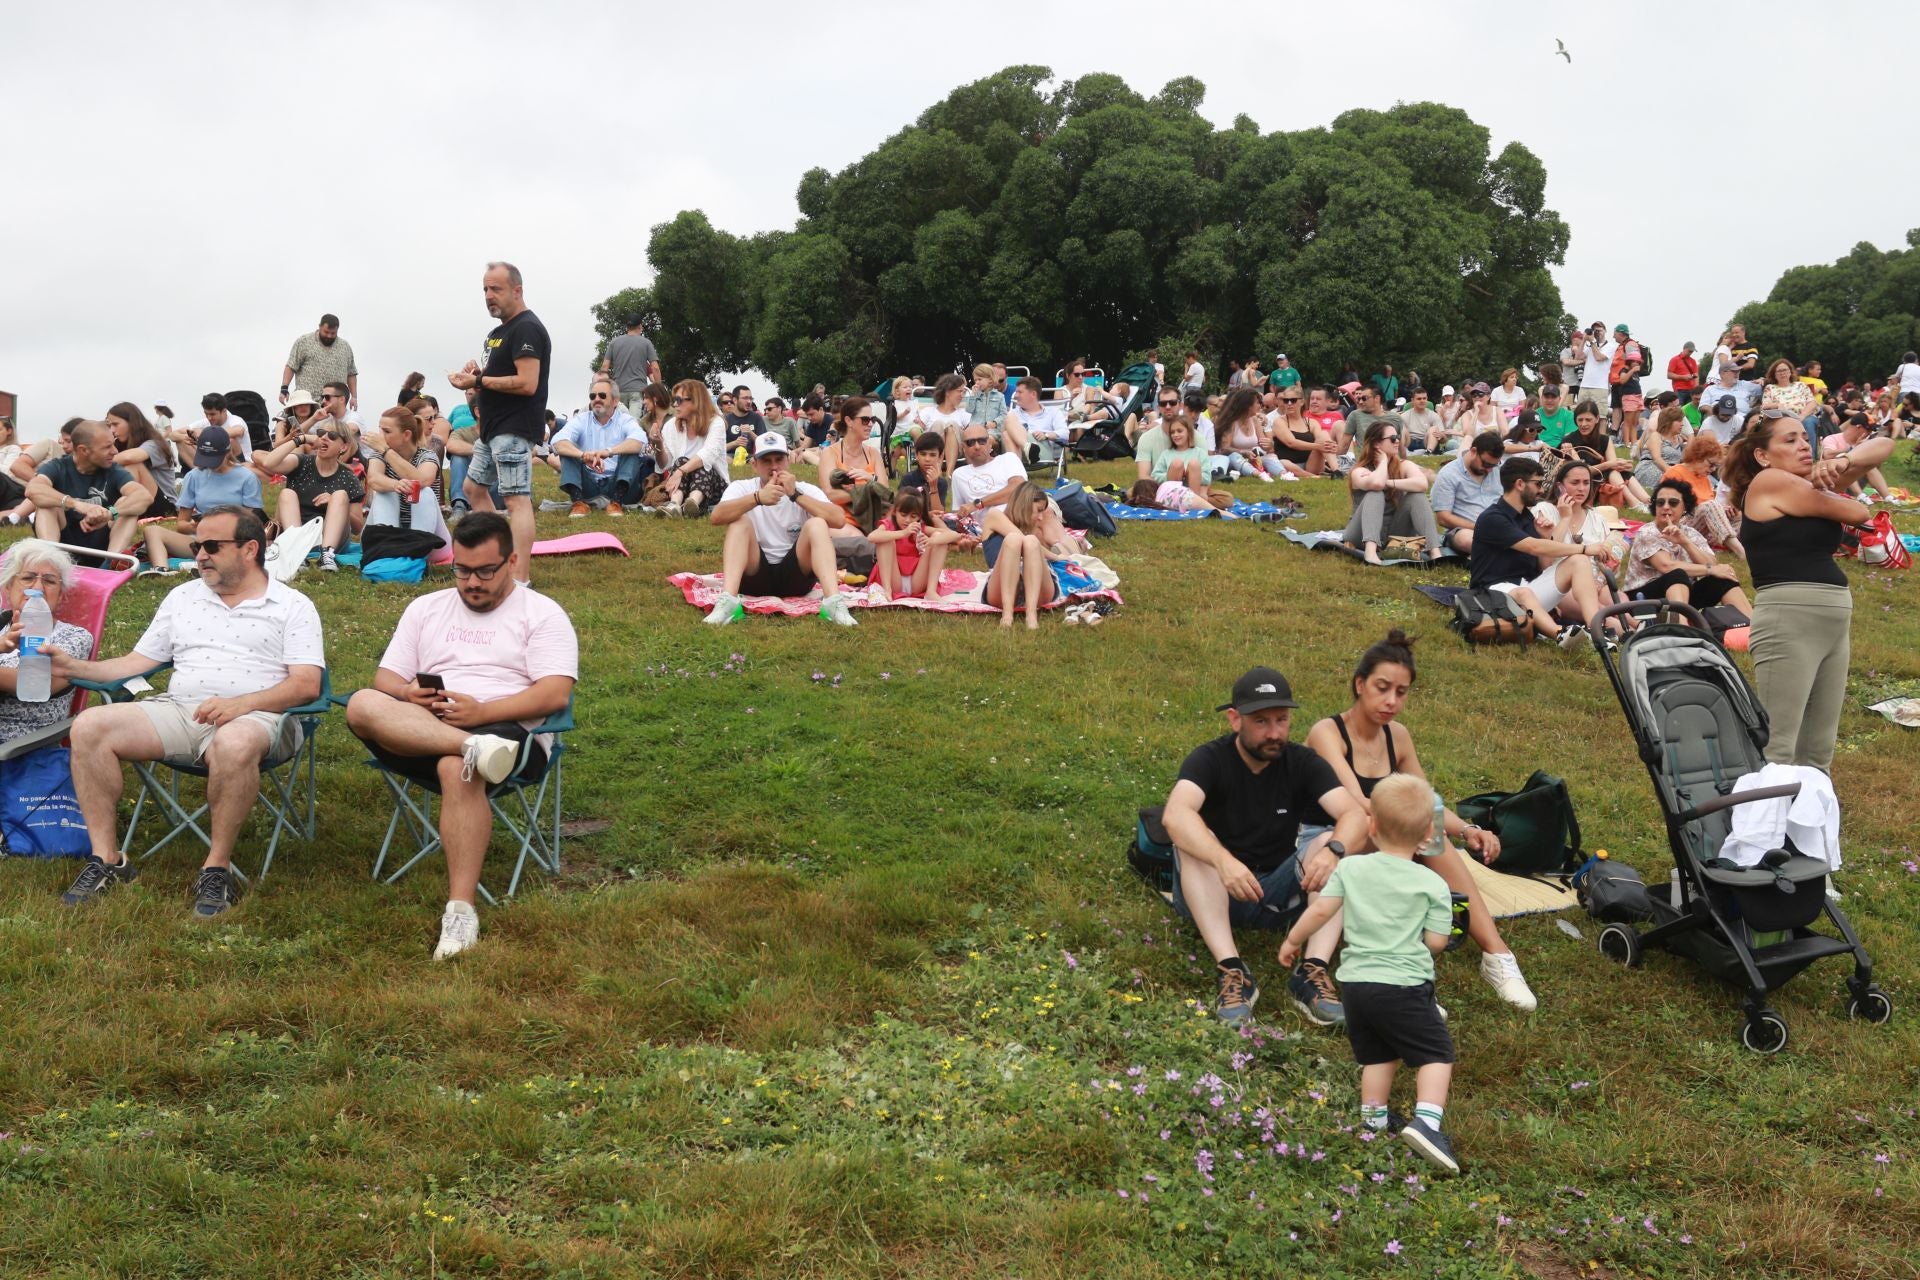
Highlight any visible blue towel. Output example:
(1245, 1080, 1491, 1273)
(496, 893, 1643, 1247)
(1107, 499, 1286, 521)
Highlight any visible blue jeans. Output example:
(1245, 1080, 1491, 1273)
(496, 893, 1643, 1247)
(1170, 821, 1329, 933)
(447, 452, 501, 509)
(560, 453, 650, 504)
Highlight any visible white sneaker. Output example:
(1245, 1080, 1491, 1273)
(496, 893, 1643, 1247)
(433, 900, 479, 961)
(1256, 471, 1275, 483)
(460, 733, 519, 785)
(1556, 624, 1589, 651)
(704, 593, 745, 626)
(1480, 951, 1538, 1011)
(819, 595, 858, 627)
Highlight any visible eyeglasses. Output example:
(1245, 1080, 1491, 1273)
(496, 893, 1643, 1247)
(1653, 497, 1684, 508)
(452, 560, 508, 581)
(320, 393, 341, 401)
(1379, 435, 1400, 443)
(13, 571, 61, 588)
(672, 395, 692, 404)
(589, 393, 613, 402)
(188, 538, 236, 556)
(961, 436, 990, 446)
(1758, 408, 1796, 420)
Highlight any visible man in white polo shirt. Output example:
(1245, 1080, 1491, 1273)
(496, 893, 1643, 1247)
(949, 422, 1028, 523)
(53, 505, 325, 918)
(702, 432, 857, 628)
(345, 512, 579, 960)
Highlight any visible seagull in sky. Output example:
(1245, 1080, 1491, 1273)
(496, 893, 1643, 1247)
(1556, 38, 1572, 63)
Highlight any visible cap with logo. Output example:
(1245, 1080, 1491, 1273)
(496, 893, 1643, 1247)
(1217, 666, 1298, 714)
(1714, 396, 1737, 415)
(752, 431, 791, 458)
(193, 425, 231, 469)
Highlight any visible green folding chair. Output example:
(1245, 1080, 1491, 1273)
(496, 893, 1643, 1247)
(346, 695, 574, 905)
(73, 667, 333, 883)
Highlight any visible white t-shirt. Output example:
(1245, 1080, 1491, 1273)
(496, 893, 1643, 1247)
(378, 583, 579, 729)
(1706, 343, 1734, 384)
(661, 416, 727, 474)
(1896, 363, 1920, 397)
(914, 406, 970, 439)
(1582, 342, 1615, 393)
(1194, 414, 1217, 453)
(1559, 346, 1583, 386)
(1489, 385, 1527, 418)
(720, 476, 829, 561)
(951, 451, 1028, 508)
(134, 577, 326, 703)
(1182, 361, 1205, 390)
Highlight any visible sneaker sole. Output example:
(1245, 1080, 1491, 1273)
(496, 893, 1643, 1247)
(1400, 1125, 1460, 1174)
(1216, 988, 1260, 1025)
(1291, 998, 1343, 1027)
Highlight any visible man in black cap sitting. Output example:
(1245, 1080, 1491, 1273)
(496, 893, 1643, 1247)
(1161, 667, 1370, 1029)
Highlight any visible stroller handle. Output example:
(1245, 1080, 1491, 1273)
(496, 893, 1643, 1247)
(1678, 782, 1802, 824)
(1592, 598, 1710, 633)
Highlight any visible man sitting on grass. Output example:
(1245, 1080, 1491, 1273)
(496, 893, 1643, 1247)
(551, 376, 649, 518)
(703, 432, 858, 628)
(1469, 455, 1610, 649)
(344, 513, 578, 961)
(1161, 667, 1370, 1029)
(27, 419, 152, 557)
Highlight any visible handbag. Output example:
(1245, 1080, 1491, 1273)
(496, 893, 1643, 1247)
(1457, 769, 1583, 876)
(0, 746, 90, 858)
(1856, 511, 1910, 568)
(264, 517, 324, 583)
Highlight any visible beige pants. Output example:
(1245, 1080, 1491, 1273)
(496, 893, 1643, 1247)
(139, 698, 302, 767)
(1750, 582, 1851, 771)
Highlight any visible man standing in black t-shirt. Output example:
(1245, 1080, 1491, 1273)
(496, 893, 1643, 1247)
(449, 261, 549, 584)
(1162, 667, 1369, 1029)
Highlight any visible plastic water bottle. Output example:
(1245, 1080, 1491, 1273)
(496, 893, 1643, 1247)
(1425, 790, 1448, 858)
(16, 588, 53, 703)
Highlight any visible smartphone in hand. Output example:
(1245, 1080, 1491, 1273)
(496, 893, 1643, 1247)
(416, 673, 445, 691)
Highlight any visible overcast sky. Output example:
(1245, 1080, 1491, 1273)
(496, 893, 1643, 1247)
(4, 1, 1913, 437)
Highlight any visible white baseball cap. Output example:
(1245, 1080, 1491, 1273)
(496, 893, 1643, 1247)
(1441, 385, 1456, 397)
(752, 431, 790, 458)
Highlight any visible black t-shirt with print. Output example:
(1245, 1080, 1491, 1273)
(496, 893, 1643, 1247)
(284, 455, 365, 521)
(477, 309, 551, 443)
(1175, 735, 1340, 872)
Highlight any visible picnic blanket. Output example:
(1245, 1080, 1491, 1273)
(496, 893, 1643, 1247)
(1463, 856, 1579, 918)
(668, 570, 1121, 616)
(1106, 499, 1297, 522)
(1279, 529, 1461, 565)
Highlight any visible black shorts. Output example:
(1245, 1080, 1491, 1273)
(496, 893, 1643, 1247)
(1630, 569, 1738, 608)
(1608, 384, 1626, 409)
(367, 719, 547, 790)
(1342, 980, 1455, 1067)
(739, 551, 816, 598)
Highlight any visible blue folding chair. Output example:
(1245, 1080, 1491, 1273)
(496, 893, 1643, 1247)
(72, 667, 333, 883)
(349, 696, 574, 905)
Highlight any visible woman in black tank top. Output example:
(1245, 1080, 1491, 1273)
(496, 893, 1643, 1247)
(1301, 630, 1539, 1010)
(1725, 412, 1894, 769)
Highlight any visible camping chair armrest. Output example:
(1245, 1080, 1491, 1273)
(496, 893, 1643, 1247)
(533, 705, 575, 734)
(71, 664, 172, 700)
(1677, 783, 1802, 824)
(0, 718, 79, 762)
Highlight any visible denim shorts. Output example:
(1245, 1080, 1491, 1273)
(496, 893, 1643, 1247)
(467, 433, 533, 498)
(1170, 823, 1331, 933)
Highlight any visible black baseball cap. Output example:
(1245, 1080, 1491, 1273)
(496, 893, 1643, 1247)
(1218, 667, 1298, 713)
(1714, 396, 1737, 415)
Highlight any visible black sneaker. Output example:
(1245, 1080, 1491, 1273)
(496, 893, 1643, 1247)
(190, 866, 240, 919)
(1213, 960, 1260, 1026)
(1400, 1117, 1461, 1174)
(60, 855, 137, 906)
(1287, 958, 1345, 1027)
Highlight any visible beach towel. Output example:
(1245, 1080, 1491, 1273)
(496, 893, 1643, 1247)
(1279, 529, 1461, 565)
(668, 570, 1121, 617)
(1106, 499, 1295, 521)
(1463, 855, 1579, 918)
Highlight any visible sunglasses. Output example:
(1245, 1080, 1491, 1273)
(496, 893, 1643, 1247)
(961, 437, 990, 446)
(1379, 435, 1400, 443)
(590, 393, 613, 402)
(1279, 396, 1302, 404)
(672, 395, 692, 404)
(1158, 399, 1179, 407)
(188, 538, 238, 556)
(1653, 497, 1684, 508)
(320, 393, 341, 401)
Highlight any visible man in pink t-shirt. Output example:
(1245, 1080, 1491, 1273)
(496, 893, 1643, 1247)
(344, 512, 578, 961)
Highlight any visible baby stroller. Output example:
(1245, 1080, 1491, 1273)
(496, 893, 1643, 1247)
(1068, 361, 1157, 462)
(1589, 599, 1891, 1053)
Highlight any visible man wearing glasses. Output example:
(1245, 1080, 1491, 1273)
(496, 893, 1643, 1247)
(551, 376, 650, 518)
(54, 506, 326, 919)
(1131, 389, 1183, 480)
(345, 512, 578, 961)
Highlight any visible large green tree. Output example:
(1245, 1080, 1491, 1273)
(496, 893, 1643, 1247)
(599, 67, 1572, 396)
(1731, 230, 1920, 386)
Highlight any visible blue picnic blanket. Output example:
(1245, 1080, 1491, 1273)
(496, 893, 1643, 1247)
(1278, 528, 1461, 566)
(1107, 499, 1290, 521)
(165, 544, 365, 572)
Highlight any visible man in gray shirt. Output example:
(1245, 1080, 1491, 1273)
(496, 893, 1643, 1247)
(600, 315, 661, 417)
(281, 313, 358, 410)
(1429, 431, 1506, 554)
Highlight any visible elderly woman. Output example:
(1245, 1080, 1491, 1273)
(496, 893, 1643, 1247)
(1758, 358, 1818, 420)
(1622, 478, 1751, 621)
(0, 541, 95, 745)
(1343, 419, 1440, 563)
(1663, 433, 1745, 558)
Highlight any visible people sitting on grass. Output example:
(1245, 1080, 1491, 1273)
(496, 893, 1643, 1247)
(361, 405, 448, 558)
(1469, 455, 1614, 649)
(1553, 400, 1648, 507)
(703, 433, 858, 628)
(139, 426, 264, 575)
(1212, 388, 1279, 482)
(1131, 388, 1178, 479)
(1279, 771, 1463, 1174)
(1148, 416, 1214, 512)
(171, 392, 255, 471)
(0, 541, 96, 747)
(1269, 383, 1338, 476)
(1622, 478, 1752, 621)
(981, 480, 1081, 628)
(551, 376, 649, 517)
(1530, 459, 1625, 615)
(1162, 665, 1371, 1028)
(656, 380, 729, 517)
(1823, 413, 1892, 497)
(1429, 431, 1505, 555)
(1343, 419, 1441, 564)
(54, 506, 325, 919)
(105, 402, 179, 515)
(1631, 405, 1689, 496)
(27, 419, 154, 557)
(1001, 376, 1063, 464)
(869, 488, 961, 602)
(1662, 433, 1745, 558)
(910, 374, 971, 471)
(950, 423, 1028, 527)
(1302, 629, 1537, 1010)
(819, 396, 891, 534)
(344, 512, 578, 961)
(251, 421, 360, 572)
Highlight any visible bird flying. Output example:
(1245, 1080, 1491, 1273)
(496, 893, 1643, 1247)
(1556, 38, 1571, 63)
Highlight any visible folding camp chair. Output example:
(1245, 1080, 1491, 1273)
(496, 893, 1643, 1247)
(0, 560, 137, 764)
(73, 666, 333, 883)
(357, 697, 574, 905)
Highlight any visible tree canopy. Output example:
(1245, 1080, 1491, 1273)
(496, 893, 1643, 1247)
(596, 67, 1572, 395)
(1731, 230, 1920, 386)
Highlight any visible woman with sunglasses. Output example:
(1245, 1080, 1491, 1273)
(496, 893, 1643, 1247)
(1661, 433, 1744, 558)
(1454, 383, 1502, 439)
(253, 423, 365, 568)
(656, 381, 727, 516)
(1343, 420, 1441, 564)
(820, 396, 892, 535)
(1621, 479, 1750, 622)
(1269, 387, 1336, 476)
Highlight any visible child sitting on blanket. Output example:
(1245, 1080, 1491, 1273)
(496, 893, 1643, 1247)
(869, 489, 961, 601)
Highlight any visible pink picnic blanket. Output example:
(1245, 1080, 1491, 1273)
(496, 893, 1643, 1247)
(668, 570, 1120, 616)
(532, 532, 629, 558)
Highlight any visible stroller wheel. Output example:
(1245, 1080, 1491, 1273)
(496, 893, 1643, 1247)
(1740, 1010, 1789, 1054)
(1848, 987, 1895, 1024)
(1597, 923, 1641, 968)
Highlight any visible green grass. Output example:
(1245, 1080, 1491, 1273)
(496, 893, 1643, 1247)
(2, 455, 1919, 1278)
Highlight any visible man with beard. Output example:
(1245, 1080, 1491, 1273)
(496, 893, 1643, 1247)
(345, 513, 578, 961)
(281, 313, 359, 410)
(52, 506, 325, 918)
(448, 262, 550, 585)
(1160, 668, 1370, 1029)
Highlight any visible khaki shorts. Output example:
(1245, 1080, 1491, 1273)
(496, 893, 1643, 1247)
(140, 698, 302, 768)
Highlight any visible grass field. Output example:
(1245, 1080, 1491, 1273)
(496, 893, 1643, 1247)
(1, 451, 1917, 1279)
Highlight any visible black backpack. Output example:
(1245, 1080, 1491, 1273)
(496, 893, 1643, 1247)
(1451, 588, 1535, 646)
(1052, 479, 1118, 539)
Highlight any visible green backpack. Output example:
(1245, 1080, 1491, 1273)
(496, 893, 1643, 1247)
(1456, 769, 1583, 876)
